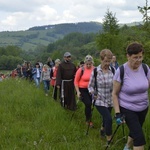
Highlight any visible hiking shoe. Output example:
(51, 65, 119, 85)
(123, 144, 131, 150)
(100, 129, 105, 137)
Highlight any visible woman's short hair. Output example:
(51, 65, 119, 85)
(126, 42, 144, 56)
(100, 49, 113, 60)
(55, 59, 60, 64)
(35, 62, 39, 66)
(43, 64, 49, 68)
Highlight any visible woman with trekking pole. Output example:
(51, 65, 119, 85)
(112, 42, 150, 150)
(88, 49, 115, 145)
(74, 55, 94, 127)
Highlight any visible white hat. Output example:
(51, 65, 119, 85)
(84, 55, 94, 63)
(64, 52, 71, 57)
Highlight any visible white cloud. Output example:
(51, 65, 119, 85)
(0, 0, 147, 31)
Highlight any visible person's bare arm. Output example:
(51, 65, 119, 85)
(112, 80, 121, 113)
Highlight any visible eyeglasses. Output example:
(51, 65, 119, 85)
(132, 56, 143, 61)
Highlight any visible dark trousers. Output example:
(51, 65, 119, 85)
(120, 106, 148, 146)
(52, 85, 60, 100)
(79, 88, 92, 122)
(96, 106, 112, 136)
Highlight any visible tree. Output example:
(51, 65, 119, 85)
(138, 0, 150, 31)
(96, 9, 120, 53)
(102, 9, 119, 35)
(138, 0, 150, 23)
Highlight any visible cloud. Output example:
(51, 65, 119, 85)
(0, 0, 146, 31)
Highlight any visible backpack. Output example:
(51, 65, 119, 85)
(79, 66, 115, 81)
(119, 63, 148, 85)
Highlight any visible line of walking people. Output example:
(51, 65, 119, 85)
(59, 42, 149, 150)
(8, 41, 150, 150)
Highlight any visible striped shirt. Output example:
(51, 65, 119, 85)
(88, 65, 114, 107)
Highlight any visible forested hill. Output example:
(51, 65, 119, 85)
(0, 22, 102, 51)
(28, 22, 102, 33)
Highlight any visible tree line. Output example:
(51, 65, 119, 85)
(0, 1, 150, 70)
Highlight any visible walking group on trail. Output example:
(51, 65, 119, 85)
(2, 42, 150, 150)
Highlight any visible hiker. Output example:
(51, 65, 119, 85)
(88, 49, 115, 144)
(16, 64, 23, 78)
(110, 55, 119, 69)
(41, 64, 51, 96)
(47, 57, 55, 68)
(32, 62, 42, 88)
(50, 59, 61, 100)
(22, 61, 28, 78)
(112, 42, 150, 150)
(26, 62, 33, 81)
(74, 55, 94, 127)
(76, 61, 85, 70)
(56, 52, 77, 111)
(11, 69, 17, 78)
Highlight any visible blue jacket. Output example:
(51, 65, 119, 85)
(32, 68, 42, 79)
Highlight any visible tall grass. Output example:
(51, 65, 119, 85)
(0, 78, 149, 150)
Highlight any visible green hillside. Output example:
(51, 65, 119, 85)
(0, 22, 103, 51)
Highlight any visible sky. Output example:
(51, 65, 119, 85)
(0, 0, 146, 31)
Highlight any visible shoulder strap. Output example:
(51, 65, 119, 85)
(79, 66, 84, 81)
(142, 63, 148, 76)
(110, 66, 115, 75)
(94, 67, 98, 93)
(119, 63, 148, 85)
(119, 65, 124, 85)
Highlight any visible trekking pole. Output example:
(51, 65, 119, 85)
(105, 124, 120, 150)
(86, 99, 96, 135)
(115, 123, 126, 144)
(52, 81, 56, 99)
(122, 123, 126, 140)
(70, 98, 80, 121)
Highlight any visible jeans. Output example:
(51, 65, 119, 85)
(43, 80, 50, 94)
(34, 77, 40, 88)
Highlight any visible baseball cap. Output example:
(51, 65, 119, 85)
(64, 52, 71, 57)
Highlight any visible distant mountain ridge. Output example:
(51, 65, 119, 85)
(28, 22, 103, 32)
(0, 21, 142, 51)
(0, 22, 103, 51)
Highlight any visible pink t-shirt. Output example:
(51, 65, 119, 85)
(74, 65, 94, 88)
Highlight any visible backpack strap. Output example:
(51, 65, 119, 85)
(110, 66, 115, 75)
(142, 63, 148, 76)
(79, 66, 84, 81)
(93, 67, 98, 94)
(119, 65, 124, 85)
(119, 63, 148, 85)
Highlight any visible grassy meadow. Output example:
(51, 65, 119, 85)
(0, 78, 150, 150)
